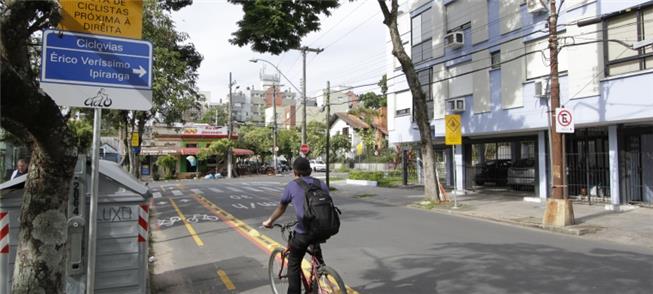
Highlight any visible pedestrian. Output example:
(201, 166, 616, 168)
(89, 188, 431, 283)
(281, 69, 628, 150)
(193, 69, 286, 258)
(11, 159, 28, 180)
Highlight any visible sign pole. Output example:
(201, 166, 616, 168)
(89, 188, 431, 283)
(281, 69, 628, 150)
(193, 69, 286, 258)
(86, 108, 102, 294)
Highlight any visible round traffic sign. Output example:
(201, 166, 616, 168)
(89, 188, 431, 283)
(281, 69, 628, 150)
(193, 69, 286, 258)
(300, 144, 310, 154)
(557, 109, 573, 126)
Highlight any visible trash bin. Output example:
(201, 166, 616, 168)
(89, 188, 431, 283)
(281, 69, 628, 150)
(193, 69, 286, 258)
(0, 157, 151, 294)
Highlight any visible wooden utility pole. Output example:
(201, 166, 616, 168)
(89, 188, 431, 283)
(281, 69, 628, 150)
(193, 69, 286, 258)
(543, 0, 575, 227)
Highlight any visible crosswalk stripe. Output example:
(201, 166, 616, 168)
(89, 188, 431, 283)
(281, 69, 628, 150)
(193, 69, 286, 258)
(209, 188, 223, 193)
(153, 192, 162, 198)
(258, 186, 282, 192)
(225, 186, 244, 192)
(190, 188, 203, 194)
(171, 190, 183, 196)
(243, 186, 263, 192)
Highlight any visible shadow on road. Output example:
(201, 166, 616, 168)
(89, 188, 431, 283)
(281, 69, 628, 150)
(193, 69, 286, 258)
(356, 242, 653, 294)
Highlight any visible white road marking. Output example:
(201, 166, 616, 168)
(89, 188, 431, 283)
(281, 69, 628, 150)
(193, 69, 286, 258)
(190, 188, 203, 194)
(153, 192, 162, 198)
(209, 188, 224, 193)
(172, 190, 183, 196)
(243, 186, 263, 192)
(157, 201, 168, 205)
(180, 199, 190, 203)
(259, 186, 282, 192)
(225, 186, 244, 192)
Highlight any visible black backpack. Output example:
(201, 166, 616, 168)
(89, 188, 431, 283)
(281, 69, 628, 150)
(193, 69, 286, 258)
(295, 179, 341, 242)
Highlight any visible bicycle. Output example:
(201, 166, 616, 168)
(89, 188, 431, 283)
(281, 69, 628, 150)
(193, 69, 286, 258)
(267, 221, 347, 294)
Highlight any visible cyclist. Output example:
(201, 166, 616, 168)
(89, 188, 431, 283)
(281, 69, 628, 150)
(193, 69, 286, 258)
(262, 157, 329, 294)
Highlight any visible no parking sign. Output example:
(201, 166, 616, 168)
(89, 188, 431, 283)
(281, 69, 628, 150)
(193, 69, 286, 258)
(555, 108, 574, 133)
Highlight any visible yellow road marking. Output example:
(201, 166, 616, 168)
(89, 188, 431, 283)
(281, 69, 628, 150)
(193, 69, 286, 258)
(194, 195, 359, 294)
(169, 198, 205, 247)
(217, 269, 236, 290)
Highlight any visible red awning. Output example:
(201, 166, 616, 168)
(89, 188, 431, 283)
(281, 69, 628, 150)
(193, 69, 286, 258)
(178, 147, 254, 156)
(233, 148, 255, 156)
(179, 147, 199, 155)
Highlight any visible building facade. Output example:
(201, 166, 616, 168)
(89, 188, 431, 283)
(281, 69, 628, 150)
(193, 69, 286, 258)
(387, 0, 653, 206)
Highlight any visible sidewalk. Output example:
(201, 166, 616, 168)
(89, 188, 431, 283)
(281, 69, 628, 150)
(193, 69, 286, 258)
(331, 182, 653, 250)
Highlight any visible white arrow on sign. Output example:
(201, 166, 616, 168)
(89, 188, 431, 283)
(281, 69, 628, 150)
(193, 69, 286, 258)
(132, 65, 147, 78)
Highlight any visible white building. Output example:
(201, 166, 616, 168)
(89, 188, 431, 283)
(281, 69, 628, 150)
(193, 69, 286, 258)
(387, 0, 653, 206)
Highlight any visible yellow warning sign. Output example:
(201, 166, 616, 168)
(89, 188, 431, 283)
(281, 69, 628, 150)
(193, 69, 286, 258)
(445, 114, 462, 145)
(58, 0, 144, 39)
(131, 132, 139, 147)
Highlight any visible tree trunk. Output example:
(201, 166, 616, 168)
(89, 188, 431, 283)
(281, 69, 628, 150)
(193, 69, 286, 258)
(378, 0, 441, 201)
(1, 59, 78, 294)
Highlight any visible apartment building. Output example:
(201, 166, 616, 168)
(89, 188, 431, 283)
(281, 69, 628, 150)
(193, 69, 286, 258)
(387, 0, 653, 206)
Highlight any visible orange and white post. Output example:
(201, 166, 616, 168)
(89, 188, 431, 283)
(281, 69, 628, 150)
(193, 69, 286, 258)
(1, 211, 9, 294)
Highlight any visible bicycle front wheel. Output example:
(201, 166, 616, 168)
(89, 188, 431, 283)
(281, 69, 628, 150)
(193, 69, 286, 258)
(316, 265, 347, 294)
(268, 247, 289, 294)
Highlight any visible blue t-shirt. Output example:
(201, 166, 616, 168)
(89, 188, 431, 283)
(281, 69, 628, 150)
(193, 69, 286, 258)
(280, 176, 329, 234)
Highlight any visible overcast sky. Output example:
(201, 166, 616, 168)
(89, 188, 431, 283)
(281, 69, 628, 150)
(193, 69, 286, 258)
(171, 0, 388, 104)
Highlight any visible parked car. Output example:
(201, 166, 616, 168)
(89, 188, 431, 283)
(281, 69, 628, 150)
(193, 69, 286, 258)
(508, 158, 536, 190)
(474, 159, 512, 186)
(310, 159, 327, 172)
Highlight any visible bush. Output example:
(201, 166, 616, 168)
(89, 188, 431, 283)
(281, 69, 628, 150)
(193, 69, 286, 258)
(348, 171, 384, 182)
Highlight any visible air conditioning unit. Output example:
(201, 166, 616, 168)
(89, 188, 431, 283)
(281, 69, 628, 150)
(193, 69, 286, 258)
(448, 98, 465, 113)
(445, 31, 464, 49)
(527, 0, 548, 14)
(534, 79, 548, 98)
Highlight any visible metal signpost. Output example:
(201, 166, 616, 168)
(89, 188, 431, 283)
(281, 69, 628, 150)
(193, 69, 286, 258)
(40, 27, 151, 293)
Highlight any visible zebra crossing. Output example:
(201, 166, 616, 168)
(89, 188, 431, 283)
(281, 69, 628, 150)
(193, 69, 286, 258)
(151, 182, 284, 198)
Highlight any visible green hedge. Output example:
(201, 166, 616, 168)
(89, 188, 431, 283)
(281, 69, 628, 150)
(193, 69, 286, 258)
(348, 171, 384, 182)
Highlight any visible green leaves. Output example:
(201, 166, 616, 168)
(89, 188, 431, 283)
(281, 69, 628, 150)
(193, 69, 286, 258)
(228, 0, 340, 54)
(67, 119, 93, 153)
(156, 154, 177, 178)
(198, 139, 234, 160)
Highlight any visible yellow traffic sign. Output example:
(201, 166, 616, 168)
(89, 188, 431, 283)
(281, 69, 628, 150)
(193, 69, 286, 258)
(445, 114, 462, 145)
(131, 132, 139, 147)
(356, 142, 364, 155)
(58, 0, 144, 39)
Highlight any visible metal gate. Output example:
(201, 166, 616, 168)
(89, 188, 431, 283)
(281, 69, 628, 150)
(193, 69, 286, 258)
(565, 128, 610, 200)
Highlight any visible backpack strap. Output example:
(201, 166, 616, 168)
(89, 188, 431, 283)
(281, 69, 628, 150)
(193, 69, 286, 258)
(294, 178, 321, 191)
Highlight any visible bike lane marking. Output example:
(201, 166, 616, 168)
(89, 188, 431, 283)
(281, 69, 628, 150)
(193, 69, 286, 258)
(193, 194, 358, 294)
(169, 198, 205, 247)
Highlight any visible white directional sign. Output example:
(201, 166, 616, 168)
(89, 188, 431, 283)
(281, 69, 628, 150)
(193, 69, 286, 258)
(40, 29, 152, 110)
(555, 108, 574, 133)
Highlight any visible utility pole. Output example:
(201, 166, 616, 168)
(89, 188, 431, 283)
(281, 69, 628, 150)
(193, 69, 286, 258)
(272, 83, 278, 175)
(325, 81, 331, 188)
(227, 72, 234, 179)
(543, 0, 575, 227)
(296, 46, 323, 147)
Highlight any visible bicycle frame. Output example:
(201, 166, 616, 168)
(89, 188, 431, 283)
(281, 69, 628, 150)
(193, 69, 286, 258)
(276, 246, 323, 293)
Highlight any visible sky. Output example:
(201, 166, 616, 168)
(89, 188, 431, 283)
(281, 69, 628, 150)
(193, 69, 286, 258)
(170, 0, 389, 104)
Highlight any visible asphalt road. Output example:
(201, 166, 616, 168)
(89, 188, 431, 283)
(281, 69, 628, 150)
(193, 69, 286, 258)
(149, 175, 653, 294)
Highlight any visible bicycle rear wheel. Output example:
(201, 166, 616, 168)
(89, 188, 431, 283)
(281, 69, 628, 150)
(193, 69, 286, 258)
(316, 265, 347, 294)
(268, 247, 289, 294)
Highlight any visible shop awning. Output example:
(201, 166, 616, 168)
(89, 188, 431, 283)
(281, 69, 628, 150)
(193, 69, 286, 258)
(179, 147, 255, 156)
(140, 147, 179, 156)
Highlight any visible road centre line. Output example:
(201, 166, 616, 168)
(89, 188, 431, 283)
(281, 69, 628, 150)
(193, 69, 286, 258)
(193, 195, 359, 294)
(169, 198, 205, 247)
(217, 269, 236, 290)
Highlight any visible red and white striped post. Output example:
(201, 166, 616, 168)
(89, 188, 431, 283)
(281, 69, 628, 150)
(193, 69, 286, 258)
(138, 204, 149, 292)
(1, 211, 9, 294)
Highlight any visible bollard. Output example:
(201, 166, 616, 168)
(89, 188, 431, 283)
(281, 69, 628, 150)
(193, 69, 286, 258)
(138, 203, 149, 293)
(1, 211, 9, 294)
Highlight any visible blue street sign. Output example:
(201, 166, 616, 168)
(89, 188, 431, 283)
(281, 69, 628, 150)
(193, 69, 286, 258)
(41, 30, 152, 89)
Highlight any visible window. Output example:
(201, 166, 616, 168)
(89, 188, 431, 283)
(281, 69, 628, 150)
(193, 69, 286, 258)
(413, 69, 434, 121)
(186, 143, 198, 148)
(411, 9, 433, 63)
(605, 6, 653, 76)
(491, 51, 501, 69)
(396, 108, 411, 116)
(342, 127, 349, 136)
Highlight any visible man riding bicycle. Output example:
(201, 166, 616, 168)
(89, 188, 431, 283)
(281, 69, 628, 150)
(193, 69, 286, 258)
(262, 157, 329, 294)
